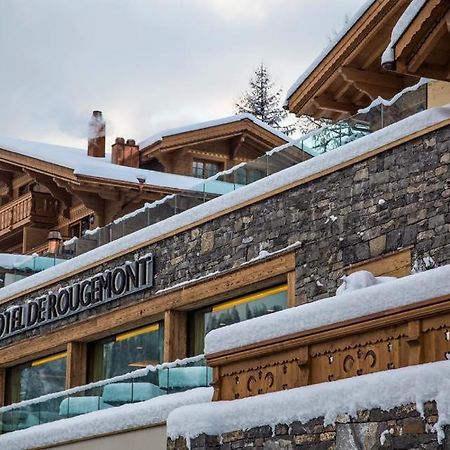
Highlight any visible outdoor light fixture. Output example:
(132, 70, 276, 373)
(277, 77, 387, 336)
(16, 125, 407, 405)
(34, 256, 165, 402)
(47, 230, 63, 255)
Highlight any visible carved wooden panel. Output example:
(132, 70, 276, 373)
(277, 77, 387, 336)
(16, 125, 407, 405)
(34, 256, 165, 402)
(210, 302, 450, 401)
(217, 347, 309, 401)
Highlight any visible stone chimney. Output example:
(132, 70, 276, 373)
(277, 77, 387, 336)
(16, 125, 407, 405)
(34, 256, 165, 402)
(111, 137, 140, 168)
(88, 110, 106, 158)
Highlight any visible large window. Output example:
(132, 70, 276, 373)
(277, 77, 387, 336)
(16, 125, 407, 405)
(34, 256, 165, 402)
(192, 159, 223, 179)
(189, 284, 288, 356)
(6, 352, 67, 404)
(88, 323, 164, 382)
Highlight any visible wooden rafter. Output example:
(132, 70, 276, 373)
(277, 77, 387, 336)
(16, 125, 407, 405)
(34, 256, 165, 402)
(341, 66, 404, 89)
(313, 96, 359, 115)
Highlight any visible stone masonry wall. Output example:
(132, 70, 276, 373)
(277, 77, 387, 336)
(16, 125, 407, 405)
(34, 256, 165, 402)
(168, 402, 448, 450)
(1, 126, 449, 346)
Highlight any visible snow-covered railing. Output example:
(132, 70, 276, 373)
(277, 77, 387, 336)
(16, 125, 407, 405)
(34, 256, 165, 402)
(206, 265, 450, 402)
(0, 354, 211, 435)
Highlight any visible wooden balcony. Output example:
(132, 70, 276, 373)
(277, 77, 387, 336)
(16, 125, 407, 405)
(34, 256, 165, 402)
(0, 192, 58, 238)
(208, 291, 450, 401)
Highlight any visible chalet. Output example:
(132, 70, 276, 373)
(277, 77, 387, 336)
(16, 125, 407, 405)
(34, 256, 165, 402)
(0, 112, 300, 256)
(0, 0, 448, 449)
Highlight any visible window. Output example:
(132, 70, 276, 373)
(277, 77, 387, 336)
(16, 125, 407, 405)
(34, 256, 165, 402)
(6, 352, 66, 404)
(69, 215, 92, 239)
(189, 284, 288, 356)
(88, 323, 164, 382)
(192, 159, 223, 179)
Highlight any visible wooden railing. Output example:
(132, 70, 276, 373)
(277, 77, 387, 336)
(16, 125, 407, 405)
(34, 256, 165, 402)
(0, 192, 58, 237)
(207, 293, 450, 401)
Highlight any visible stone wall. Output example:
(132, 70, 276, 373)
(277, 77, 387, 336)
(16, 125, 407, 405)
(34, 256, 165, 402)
(168, 402, 447, 450)
(1, 125, 449, 346)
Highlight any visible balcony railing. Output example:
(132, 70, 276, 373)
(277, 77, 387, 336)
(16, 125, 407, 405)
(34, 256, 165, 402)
(0, 355, 211, 434)
(0, 192, 58, 238)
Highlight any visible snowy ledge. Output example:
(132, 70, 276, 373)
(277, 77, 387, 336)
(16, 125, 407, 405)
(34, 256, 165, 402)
(0, 388, 213, 450)
(205, 265, 450, 355)
(0, 105, 448, 305)
(167, 361, 450, 443)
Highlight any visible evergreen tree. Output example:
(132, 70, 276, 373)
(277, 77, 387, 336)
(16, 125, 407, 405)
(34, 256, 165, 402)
(235, 63, 296, 135)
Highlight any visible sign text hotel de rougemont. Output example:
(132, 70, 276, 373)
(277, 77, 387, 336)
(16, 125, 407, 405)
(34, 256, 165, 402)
(0, 253, 154, 341)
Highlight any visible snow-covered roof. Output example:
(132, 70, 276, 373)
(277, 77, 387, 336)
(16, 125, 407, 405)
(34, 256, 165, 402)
(0, 387, 212, 450)
(285, 0, 376, 104)
(205, 264, 450, 354)
(0, 104, 448, 305)
(382, 0, 427, 65)
(138, 113, 295, 150)
(167, 360, 450, 442)
(0, 135, 224, 191)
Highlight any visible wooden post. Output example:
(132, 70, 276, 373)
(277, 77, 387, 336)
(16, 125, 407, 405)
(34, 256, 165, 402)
(0, 368, 6, 407)
(287, 271, 296, 307)
(407, 320, 422, 365)
(164, 310, 188, 362)
(65, 342, 87, 389)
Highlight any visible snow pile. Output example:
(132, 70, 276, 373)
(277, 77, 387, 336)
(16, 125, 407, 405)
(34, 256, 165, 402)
(0, 254, 35, 270)
(138, 113, 293, 150)
(285, 0, 376, 104)
(167, 361, 450, 442)
(382, 0, 427, 64)
(0, 387, 213, 450)
(336, 270, 396, 295)
(0, 105, 448, 306)
(205, 264, 450, 355)
(358, 78, 429, 114)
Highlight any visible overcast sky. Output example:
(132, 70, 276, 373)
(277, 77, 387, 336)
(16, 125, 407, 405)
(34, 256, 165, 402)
(0, 0, 362, 149)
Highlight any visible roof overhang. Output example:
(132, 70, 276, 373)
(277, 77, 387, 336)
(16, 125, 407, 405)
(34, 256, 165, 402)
(139, 118, 292, 160)
(286, 0, 420, 120)
(382, 0, 450, 81)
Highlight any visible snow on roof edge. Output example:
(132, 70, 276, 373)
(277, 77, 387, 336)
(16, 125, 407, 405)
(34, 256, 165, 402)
(381, 0, 428, 65)
(167, 361, 450, 442)
(138, 113, 294, 149)
(284, 0, 376, 105)
(0, 105, 448, 305)
(205, 264, 450, 355)
(0, 387, 213, 450)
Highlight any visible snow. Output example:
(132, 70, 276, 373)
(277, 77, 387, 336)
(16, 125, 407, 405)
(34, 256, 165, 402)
(358, 78, 430, 114)
(0, 254, 64, 272)
(378, 198, 386, 205)
(205, 263, 450, 355)
(285, 0, 376, 104)
(138, 113, 294, 150)
(0, 105, 448, 306)
(335, 270, 396, 295)
(382, 0, 427, 64)
(0, 254, 35, 270)
(167, 361, 450, 442)
(0, 135, 232, 191)
(0, 387, 213, 450)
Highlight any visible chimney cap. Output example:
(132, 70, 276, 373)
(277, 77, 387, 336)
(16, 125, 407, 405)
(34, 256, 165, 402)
(126, 139, 136, 146)
(92, 110, 103, 117)
(115, 137, 125, 144)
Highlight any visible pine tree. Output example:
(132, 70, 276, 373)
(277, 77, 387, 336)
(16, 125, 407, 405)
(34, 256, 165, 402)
(235, 63, 296, 135)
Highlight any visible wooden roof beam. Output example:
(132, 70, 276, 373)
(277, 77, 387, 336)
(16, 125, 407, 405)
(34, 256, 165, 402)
(407, 13, 449, 73)
(313, 96, 358, 116)
(341, 66, 404, 90)
(0, 161, 21, 173)
(352, 82, 398, 101)
(229, 134, 246, 160)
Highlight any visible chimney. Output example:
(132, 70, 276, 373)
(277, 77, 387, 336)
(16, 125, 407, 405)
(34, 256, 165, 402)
(111, 137, 140, 168)
(88, 110, 106, 158)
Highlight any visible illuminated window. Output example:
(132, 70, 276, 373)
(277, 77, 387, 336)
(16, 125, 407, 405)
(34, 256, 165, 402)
(192, 159, 223, 179)
(88, 323, 164, 382)
(189, 284, 288, 356)
(6, 352, 67, 404)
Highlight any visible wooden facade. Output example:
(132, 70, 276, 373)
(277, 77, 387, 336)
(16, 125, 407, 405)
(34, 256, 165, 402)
(208, 290, 450, 401)
(0, 117, 294, 255)
(382, 0, 450, 81)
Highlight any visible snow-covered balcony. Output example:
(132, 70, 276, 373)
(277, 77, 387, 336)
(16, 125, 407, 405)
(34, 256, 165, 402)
(205, 265, 450, 401)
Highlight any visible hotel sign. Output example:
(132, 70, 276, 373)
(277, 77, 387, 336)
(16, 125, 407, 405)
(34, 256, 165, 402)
(0, 253, 154, 341)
